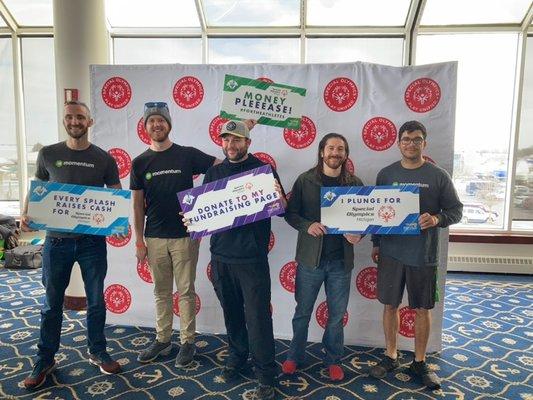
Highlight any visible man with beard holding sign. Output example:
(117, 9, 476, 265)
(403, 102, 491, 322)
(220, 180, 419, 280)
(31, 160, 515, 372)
(200, 120, 286, 400)
(131, 102, 219, 367)
(282, 133, 364, 382)
(22, 101, 122, 389)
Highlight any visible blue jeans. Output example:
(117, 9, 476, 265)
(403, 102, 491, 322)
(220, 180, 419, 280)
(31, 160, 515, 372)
(287, 260, 351, 366)
(37, 235, 108, 362)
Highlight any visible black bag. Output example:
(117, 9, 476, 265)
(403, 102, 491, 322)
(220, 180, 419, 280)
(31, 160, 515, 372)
(4, 245, 43, 269)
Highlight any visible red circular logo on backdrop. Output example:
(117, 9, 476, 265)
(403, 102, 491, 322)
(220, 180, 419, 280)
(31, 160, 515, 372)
(102, 77, 131, 109)
(254, 152, 277, 170)
(346, 158, 355, 175)
(423, 155, 436, 164)
(206, 262, 213, 283)
(137, 258, 153, 283)
(137, 117, 151, 145)
(257, 77, 274, 83)
(316, 301, 349, 329)
(362, 117, 397, 151)
(173, 76, 204, 109)
(283, 116, 317, 149)
(106, 224, 131, 247)
(209, 116, 228, 147)
(279, 261, 298, 293)
(108, 148, 131, 179)
(323, 77, 358, 112)
(405, 78, 441, 113)
(399, 306, 416, 338)
(268, 231, 275, 253)
(356, 267, 378, 299)
(173, 292, 201, 316)
(104, 284, 131, 314)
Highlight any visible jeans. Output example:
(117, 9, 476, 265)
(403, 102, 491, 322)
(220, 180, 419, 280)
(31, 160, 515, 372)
(37, 235, 108, 362)
(211, 260, 276, 386)
(287, 260, 351, 366)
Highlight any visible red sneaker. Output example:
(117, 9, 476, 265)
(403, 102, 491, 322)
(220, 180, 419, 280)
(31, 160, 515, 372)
(282, 360, 297, 375)
(329, 364, 344, 381)
(88, 351, 121, 374)
(24, 359, 56, 389)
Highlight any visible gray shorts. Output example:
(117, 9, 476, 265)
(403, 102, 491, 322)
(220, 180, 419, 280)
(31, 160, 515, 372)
(377, 255, 437, 310)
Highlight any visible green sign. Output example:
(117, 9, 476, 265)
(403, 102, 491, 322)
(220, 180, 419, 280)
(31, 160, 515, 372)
(221, 75, 306, 130)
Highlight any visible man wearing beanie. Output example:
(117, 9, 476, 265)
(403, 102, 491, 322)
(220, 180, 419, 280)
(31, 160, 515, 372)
(198, 119, 286, 400)
(130, 102, 219, 367)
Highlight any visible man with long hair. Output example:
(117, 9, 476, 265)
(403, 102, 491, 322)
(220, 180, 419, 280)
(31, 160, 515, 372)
(369, 121, 462, 390)
(282, 133, 364, 381)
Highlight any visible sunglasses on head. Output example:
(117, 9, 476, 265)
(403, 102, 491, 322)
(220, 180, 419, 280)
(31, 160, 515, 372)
(144, 101, 168, 110)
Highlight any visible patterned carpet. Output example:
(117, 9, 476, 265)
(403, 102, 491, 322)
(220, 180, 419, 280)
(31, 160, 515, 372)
(0, 268, 531, 400)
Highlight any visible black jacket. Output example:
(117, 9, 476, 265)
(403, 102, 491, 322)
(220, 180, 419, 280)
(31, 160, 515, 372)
(203, 154, 284, 264)
(285, 168, 364, 270)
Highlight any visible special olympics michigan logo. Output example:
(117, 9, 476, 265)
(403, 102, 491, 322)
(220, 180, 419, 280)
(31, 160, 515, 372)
(102, 77, 131, 109)
(104, 284, 132, 314)
(404, 78, 441, 113)
(173, 76, 204, 109)
(283, 116, 317, 149)
(323, 77, 358, 112)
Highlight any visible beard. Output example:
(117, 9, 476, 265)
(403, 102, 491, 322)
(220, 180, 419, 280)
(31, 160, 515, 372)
(401, 148, 422, 161)
(323, 155, 345, 170)
(223, 147, 247, 162)
(149, 130, 170, 143)
(65, 124, 88, 139)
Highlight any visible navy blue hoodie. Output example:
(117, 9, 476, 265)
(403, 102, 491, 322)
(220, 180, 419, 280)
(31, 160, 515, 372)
(203, 154, 284, 264)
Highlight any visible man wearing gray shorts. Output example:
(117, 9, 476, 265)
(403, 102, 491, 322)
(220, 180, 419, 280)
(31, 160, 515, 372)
(369, 121, 463, 390)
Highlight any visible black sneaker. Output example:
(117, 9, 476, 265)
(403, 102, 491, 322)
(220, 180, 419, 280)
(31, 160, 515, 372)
(137, 340, 172, 363)
(175, 342, 196, 367)
(255, 384, 276, 400)
(369, 355, 400, 379)
(23, 359, 56, 389)
(409, 360, 441, 390)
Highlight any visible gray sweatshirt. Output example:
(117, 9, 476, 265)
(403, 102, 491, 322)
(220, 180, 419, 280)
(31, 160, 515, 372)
(371, 161, 463, 267)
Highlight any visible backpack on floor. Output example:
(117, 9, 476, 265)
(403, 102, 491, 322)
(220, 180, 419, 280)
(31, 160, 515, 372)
(4, 245, 43, 269)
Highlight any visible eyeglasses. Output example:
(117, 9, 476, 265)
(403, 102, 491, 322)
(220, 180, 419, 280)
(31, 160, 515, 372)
(400, 137, 425, 146)
(144, 101, 168, 110)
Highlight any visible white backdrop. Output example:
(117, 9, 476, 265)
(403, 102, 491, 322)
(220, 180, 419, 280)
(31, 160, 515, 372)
(90, 61, 457, 352)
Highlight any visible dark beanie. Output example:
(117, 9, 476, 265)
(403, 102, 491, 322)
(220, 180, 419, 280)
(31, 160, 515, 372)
(144, 103, 172, 129)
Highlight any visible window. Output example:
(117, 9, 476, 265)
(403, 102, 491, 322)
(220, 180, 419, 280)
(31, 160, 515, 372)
(0, 37, 17, 214)
(21, 38, 58, 183)
(209, 38, 300, 64)
(3, 0, 53, 26)
(421, 0, 532, 26)
(416, 33, 520, 230)
(512, 36, 533, 231)
(307, 0, 411, 26)
(203, 0, 300, 27)
(114, 38, 202, 64)
(105, 0, 200, 28)
(306, 38, 404, 65)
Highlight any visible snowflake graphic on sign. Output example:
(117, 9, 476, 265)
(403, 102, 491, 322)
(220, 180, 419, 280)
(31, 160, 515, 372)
(33, 186, 47, 196)
(324, 191, 336, 201)
(183, 194, 195, 205)
(226, 79, 238, 89)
